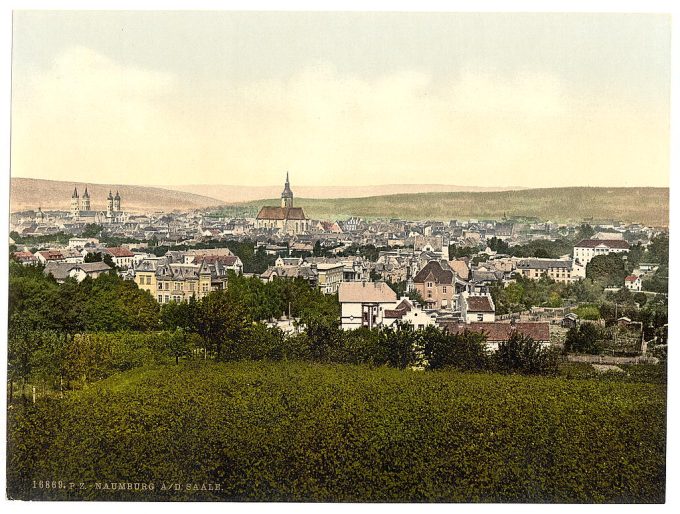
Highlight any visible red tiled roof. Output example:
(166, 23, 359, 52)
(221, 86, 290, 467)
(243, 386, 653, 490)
(438, 321, 550, 342)
(37, 250, 64, 260)
(104, 247, 135, 257)
(12, 251, 36, 260)
(625, 275, 638, 281)
(575, 239, 630, 249)
(466, 296, 494, 313)
(256, 206, 308, 220)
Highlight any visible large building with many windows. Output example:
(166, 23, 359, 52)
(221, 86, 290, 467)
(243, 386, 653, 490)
(134, 259, 228, 303)
(573, 239, 630, 267)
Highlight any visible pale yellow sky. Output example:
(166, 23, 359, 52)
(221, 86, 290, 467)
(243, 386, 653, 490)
(10, 11, 670, 188)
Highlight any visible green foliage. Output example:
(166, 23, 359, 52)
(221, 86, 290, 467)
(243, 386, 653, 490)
(81, 224, 103, 238)
(495, 333, 559, 375)
(7, 361, 666, 502)
(423, 326, 490, 371)
(642, 265, 668, 294)
(633, 292, 647, 308)
(491, 274, 566, 314)
(564, 323, 601, 354)
(586, 254, 626, 287)
(572, 304, 601, 320)
(448, 244, 478, 259)
(9, 230, 73, 246)
(508, 239, 573, 259)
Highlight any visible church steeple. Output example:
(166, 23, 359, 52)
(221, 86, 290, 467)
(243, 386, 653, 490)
(281, 171, 293, 208)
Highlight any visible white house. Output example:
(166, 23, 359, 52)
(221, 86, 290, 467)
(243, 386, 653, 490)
(102, 247, 135, 268)
(383, 297, 437, 330)
(338, 281, 398, 330)
(624, 275, 643, 292)
(573, 239, 630, 267)
(459, 292, 496, 323)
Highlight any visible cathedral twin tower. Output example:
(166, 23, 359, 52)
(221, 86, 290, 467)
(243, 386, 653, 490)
(71, 186, 121, 218)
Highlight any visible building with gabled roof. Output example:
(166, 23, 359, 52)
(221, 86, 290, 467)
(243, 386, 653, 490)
(255, 173, 309, 234)
(134, 258, 229, 304)
(459, 292, 496, 323)
(573, 239, 630, 266)
(339, 281, 398, 330)
(438, 320, 550, 351)
(44, 261, 113, 283)
(413, 260, 456, 310)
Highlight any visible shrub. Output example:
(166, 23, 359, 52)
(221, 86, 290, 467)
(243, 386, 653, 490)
(495, 333, 559, 375)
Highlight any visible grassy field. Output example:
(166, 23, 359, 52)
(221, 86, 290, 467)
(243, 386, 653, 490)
(237, 187, 669, 225)
(7, 360, 666, 502)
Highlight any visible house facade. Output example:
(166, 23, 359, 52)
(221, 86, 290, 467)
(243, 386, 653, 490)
(459, 292, 496, 323)
(515, 258, 575, 283)
(338, 281, 398, 330)
(573, 239, 630, 267)
(413, 260, 455, 309)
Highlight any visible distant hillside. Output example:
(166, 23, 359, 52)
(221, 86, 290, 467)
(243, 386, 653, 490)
(161, 183, 523, 203)
(237, 187, 669, 226)
(10, 178, 224, 213)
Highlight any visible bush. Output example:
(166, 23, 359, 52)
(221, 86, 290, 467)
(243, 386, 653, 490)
(495, 333, 559, 375)
(564, 323, 601, 355)
(423, 326, 490, 371)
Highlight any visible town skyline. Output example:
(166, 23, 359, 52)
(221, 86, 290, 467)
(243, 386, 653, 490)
(11, 11, 670, 189)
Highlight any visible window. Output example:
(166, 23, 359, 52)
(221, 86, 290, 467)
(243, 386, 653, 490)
(157, 295, 163, 303)
(442, 286, 447, 293)
(477, 313, 484, 321)
(427, 282, 433, 288)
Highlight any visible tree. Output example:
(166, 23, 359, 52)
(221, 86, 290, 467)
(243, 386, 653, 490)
(194, 291, 251, 359)
(376, 323, 418, 369)
(586, 254, 626, 286)
(495, 332, 559, 375)
(576, 224, 595, 241)
(168, 329, 192, 364)
(633, 292, 647, 308)
(81, 224, 103, 238)
(423, 326, 490, 371)
(564, 322, 600, 354)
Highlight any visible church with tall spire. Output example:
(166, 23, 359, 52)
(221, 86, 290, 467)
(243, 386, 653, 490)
(255, 172, 309, 234)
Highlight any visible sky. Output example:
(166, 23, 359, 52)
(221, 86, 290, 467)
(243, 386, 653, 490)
(10, 10, 671, 188)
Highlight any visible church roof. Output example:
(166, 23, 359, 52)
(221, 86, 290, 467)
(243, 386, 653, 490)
(256, 206, 307, 220)
(72, 187, 78, 198)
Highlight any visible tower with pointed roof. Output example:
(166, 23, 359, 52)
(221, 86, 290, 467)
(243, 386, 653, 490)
(107, 190, 114, 217)
(113, 190, 121, 212)
(71, 187, 80, 217)
(281, 172, 293, 208)
(81, 186, 91, 211)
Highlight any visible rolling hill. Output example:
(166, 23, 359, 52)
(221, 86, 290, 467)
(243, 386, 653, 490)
(160, 183, 523, 203)
(10, 177, 224, 213)
(234, 187, 669, 226)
